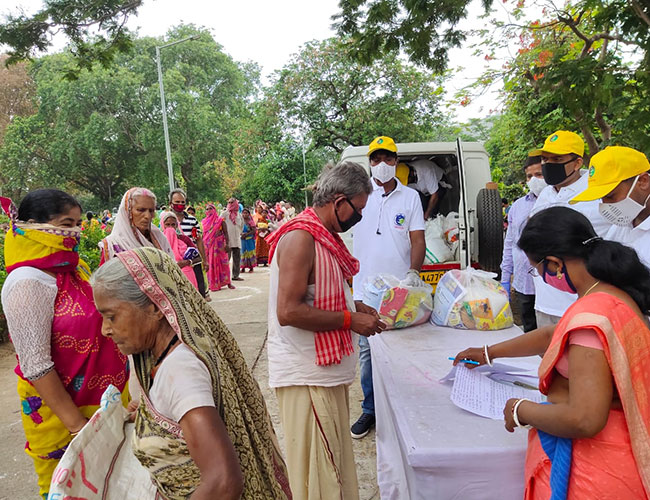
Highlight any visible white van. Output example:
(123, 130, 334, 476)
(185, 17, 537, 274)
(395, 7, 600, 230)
(340, 139, 503, 291)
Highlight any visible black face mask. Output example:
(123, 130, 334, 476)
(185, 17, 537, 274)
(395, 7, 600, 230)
(336, 198, 362, 232)
(542, 158, 577, 186)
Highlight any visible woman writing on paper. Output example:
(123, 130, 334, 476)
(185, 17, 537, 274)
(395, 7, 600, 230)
(454, 207, 650, 499)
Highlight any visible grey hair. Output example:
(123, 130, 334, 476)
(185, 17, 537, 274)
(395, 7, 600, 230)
(168, 188, 187, 203)
(312, 161, 372, 207)
(90, 258, 152, 308)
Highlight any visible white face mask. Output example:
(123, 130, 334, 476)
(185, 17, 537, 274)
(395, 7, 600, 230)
(371, 161, 396, 184)
(527, 176, 547, 197)
(599, 176, 650, 226)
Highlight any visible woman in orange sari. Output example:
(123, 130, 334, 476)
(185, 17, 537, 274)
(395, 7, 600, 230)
(455, 206, 650, 499)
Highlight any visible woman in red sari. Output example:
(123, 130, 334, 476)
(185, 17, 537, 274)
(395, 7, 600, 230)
(455, 206, 650, 499)
(202, 203, 234, 291)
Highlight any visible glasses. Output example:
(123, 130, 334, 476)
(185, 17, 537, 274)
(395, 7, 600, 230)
(527, 258, 545, 277)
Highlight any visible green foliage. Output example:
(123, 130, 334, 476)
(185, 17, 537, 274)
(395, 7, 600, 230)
(0, 25, 259, 205)
(0, 0, 142, 77)
(239, 139, 327, 208)
(333, 0, 491, 72)
(79, 224, 106, 271)
(499, 183, 526, 203)
(269, 38, 450, 153)
(454, 0, 650, 188)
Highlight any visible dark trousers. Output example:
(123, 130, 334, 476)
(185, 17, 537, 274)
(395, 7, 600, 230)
(193, 264, 207, 297)
(513, 290, 537, 332)
(229, 247, 241, 279)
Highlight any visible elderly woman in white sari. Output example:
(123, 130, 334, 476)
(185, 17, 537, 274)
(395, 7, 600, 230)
(99, 187, 173, 264)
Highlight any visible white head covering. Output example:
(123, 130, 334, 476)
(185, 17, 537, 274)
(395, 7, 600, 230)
(99, 188, 174, 260)
(158, 210, 178, 229)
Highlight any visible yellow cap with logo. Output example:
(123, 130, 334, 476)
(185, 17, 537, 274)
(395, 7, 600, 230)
(530, 130, 585, 157)
(396, 162, 410, 185)
(368, 136, 398, 156)
(570, 146, 650, 203)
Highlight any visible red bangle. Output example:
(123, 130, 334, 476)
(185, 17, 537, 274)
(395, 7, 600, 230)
(342, 310, 352, 330)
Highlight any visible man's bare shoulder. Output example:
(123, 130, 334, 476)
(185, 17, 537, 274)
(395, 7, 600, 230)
(276, 229, 315, 261)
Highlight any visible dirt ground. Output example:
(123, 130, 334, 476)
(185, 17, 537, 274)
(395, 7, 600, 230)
(0, 266, 379, 500)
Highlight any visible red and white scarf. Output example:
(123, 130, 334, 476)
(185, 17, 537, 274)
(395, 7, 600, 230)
(267, 208, 359, 366)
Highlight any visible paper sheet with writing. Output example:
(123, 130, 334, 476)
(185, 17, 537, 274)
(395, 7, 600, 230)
(450, 365, 545, 419)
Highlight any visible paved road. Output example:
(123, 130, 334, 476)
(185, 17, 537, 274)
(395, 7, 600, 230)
(0, 266, 379, 500)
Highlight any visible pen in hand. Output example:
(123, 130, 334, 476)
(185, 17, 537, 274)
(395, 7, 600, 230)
(448, 357, 480, 365)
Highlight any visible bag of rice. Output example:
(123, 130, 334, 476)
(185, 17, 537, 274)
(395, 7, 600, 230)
(431, 268, 513, 331)
(364, 274, 433, 329)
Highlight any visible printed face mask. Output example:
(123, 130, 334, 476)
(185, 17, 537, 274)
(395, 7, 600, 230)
(527, 176, 547, 197)
(542, 260, 577, 294)
(599, 176, 650, 226)
(371, 162, 396, 184)
(336, 198, 363, 232)
(542, 158, 576, 186)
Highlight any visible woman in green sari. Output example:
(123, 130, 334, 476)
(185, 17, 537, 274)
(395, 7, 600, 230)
(90, 247, 291, 500)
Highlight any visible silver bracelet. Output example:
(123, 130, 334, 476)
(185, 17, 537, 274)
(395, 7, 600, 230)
(513, 398, 532, 429)
(483, 345, 494, 367)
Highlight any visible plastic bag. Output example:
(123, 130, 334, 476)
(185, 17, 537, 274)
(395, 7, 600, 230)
(442, 212, 460, 258)
(364, 274, 434, 329)
(431, 268, 513, 331)
(48, 385, 157, 499)
(424, 217, 453, 264)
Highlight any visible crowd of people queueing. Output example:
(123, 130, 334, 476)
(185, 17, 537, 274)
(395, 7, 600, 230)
(84, 191, 298, 297)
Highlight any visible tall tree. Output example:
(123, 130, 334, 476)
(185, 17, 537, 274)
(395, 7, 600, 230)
(0, 54, 35, 144)
(0, 25, 259, 204)
(334, 0, 489, 72)
(270, 37, 449, 153)
(0, 0, 141, 78)
(468, 0, 650, 165)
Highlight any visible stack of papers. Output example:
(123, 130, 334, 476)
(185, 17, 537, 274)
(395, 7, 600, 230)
(441, 363, 545, 419)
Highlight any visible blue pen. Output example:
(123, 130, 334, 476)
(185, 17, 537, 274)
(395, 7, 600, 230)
(448, 357, 480, 365)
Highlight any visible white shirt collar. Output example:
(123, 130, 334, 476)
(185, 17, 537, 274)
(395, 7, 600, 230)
(372, 177, 401, 194)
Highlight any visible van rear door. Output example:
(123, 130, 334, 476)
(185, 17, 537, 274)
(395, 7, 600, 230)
(456, 138, 472, 269)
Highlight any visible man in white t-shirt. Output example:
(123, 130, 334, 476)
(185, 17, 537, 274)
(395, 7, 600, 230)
(267, 161, 385, 500)
(351, 136, 426, 439)
(529, 130, 611, 326)
(406, 158, 446, 219)
(570, 146, 650, 269)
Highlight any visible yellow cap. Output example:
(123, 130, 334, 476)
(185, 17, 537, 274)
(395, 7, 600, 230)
(368, 136, 397, 156)
(531, 130, 585, 157)
(570, 146, 650, 203)
(396, 162, 409, 185)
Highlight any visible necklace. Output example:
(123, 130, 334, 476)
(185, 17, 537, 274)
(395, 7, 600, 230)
(153, 334, 179, 367)
(583, 280, 601, 297)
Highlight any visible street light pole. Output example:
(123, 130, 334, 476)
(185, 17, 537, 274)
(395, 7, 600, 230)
(155, 35, 200, 192)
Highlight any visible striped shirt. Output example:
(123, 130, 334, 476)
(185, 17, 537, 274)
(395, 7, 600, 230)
(179, 213, 200, 241)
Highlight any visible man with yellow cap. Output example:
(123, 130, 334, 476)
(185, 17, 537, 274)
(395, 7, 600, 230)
(571, 146, 650, 268)
(529, 130, 611, 326)
(351, 136, 426, 439)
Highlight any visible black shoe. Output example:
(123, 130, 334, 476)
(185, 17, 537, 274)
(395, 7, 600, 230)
(350, 413, 375, 439)
(232, 277, 244, 281)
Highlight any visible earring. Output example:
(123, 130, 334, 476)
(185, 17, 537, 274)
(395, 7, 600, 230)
(556, 267, 563, 280)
